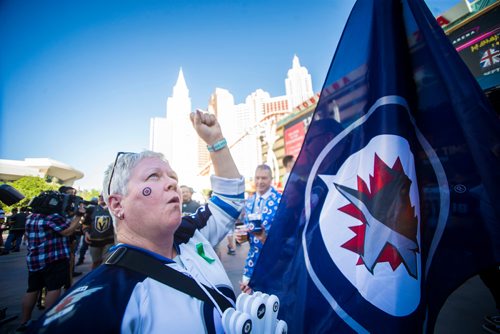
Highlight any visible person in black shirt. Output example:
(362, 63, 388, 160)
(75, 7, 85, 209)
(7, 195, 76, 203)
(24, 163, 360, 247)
(82, 194, 115, 269)
(4, 207, 28, 253)
(180, 185, 201, 215)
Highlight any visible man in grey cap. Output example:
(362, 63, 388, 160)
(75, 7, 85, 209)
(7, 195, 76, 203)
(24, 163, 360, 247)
(180, 185, 201, 215)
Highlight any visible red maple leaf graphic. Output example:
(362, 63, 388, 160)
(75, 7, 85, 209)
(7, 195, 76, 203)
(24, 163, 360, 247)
(54, 295, 74, 312)
(338, 154, 419, 272)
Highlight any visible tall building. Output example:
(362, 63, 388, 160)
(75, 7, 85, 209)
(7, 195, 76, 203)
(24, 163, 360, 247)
(197, 132, 210, 177)
(206, 88, 274, 181)
(234, 102, 260, 178)
(208, 88, 237, 145)
(153, 55, 316, 187)
(149, 117, 168, 155)
(285, 55, 314, 110)
(263, 97, 289, 115)
(207, 88, 259, 178)
(245, 89, 272, 170)
(263, 95, 290, 123)
(149, 68, 198, 186)
(245, 89, 271, 124)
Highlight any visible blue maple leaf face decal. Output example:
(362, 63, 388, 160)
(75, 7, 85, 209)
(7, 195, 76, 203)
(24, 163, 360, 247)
(334, 154, 419, 278)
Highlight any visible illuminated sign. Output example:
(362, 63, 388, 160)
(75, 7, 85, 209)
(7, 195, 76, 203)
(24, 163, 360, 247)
(447, 4, 500, 90)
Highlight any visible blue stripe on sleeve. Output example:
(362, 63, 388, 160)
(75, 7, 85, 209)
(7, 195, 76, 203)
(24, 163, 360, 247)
(209, 196, 240, 219)
(210, 192, 245, 199)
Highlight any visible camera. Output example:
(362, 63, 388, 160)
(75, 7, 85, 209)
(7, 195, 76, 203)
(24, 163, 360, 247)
(28, 191, 92, 216)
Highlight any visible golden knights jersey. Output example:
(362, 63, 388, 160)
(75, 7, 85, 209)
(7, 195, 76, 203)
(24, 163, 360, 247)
(85, 205, 114, 247)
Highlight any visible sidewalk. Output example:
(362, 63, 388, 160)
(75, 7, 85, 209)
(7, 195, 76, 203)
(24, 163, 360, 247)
(0, 238, 496, 333)
(0, 244, 93, 333)
(0, 238, 249, 334)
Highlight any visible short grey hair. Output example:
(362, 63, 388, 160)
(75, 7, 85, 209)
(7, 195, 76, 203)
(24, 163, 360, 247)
(102, 150, 166, 226)
(255, 164, 272, 177)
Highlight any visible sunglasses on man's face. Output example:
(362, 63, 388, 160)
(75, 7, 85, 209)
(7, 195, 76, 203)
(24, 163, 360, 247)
(107, 152, 135, 196)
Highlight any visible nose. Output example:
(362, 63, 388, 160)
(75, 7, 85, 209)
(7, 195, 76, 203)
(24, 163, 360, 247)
(165, 176, 178, 191)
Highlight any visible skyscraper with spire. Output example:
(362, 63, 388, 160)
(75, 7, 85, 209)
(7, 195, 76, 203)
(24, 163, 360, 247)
(151, 55, 315, 186)
(285, 55, 314, 110)
(149, 68, 198, 185)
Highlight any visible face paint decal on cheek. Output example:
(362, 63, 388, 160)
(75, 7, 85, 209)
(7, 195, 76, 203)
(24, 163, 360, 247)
(142, 187, 152, 196)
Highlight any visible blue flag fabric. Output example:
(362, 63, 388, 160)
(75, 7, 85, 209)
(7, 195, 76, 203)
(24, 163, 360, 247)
(250, 0, 500, 333)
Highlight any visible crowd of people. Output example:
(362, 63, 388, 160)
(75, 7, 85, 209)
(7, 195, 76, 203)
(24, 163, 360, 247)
(0, 110, 293, 333)
(3, 109, 497, 333)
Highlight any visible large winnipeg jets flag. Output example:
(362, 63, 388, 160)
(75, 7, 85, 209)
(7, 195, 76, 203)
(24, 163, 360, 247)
(250, 0, 500, 333)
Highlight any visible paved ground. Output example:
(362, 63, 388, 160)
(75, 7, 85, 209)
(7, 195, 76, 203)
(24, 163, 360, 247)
(0, 237, 250, 334)
(0, 236, 496, 333)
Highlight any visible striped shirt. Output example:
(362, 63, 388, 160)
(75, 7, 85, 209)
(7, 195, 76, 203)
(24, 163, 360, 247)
(26, 213, 72, 272)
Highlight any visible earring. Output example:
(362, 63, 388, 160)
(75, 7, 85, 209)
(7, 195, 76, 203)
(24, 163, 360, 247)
(117, 212, 124, 220)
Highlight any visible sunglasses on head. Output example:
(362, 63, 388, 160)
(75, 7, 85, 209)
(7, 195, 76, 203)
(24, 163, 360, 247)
(107, 152, 135, 196)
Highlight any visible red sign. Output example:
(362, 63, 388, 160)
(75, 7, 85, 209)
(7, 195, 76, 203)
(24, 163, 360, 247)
(436, 15, 450, 27)
(284, 121, 306, 158)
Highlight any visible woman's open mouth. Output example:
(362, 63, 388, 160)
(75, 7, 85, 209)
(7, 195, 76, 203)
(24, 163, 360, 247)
(168, 197, 180, 204)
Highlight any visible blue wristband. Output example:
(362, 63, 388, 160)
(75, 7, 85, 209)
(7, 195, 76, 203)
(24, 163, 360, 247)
(207, 138, 227, 152)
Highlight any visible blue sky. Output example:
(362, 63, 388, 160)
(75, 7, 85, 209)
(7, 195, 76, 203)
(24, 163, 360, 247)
(0, 0, 458, 190)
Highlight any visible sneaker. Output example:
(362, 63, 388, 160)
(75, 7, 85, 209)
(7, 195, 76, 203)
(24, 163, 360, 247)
(73, 271, 83, 277)
(76, 259, 84, 266)
(227, 246, 236, 255)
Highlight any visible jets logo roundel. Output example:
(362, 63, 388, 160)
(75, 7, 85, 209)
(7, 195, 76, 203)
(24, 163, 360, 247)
(301, 96, 445, 325)
(319, 135, 421, 315)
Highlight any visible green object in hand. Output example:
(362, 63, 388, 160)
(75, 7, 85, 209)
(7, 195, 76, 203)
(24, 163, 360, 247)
(196, 243, 215, 264)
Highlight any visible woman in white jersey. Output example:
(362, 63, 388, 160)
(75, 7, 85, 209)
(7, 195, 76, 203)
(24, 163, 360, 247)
(27, 110, 245, 333)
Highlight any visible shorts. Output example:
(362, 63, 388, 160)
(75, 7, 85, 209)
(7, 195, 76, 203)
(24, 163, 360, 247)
(90, 243, 113, 263)
(27, 259, 70, 292)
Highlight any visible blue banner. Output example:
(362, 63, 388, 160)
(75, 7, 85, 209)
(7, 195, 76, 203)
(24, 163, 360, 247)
(250, 0, 500, 333)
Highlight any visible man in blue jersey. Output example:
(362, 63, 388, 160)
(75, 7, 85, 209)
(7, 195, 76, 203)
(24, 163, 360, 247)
(237, 164, 282, 294)
(26, 110, 245, 333)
